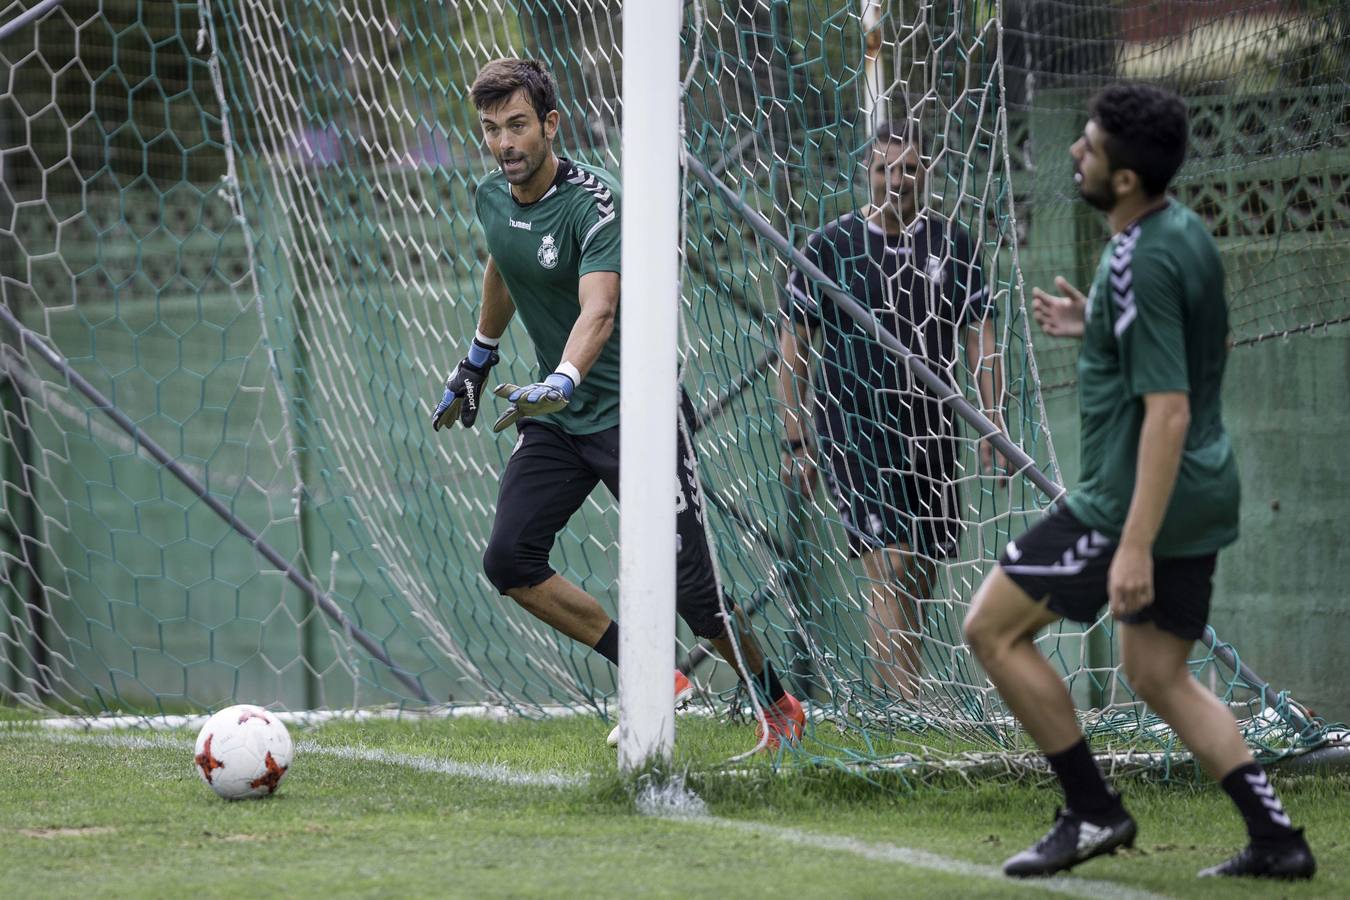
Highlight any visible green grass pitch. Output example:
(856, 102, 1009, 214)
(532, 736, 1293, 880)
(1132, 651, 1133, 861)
(1, 715, 1345, 898)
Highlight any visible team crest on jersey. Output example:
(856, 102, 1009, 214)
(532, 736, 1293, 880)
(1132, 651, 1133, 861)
(537, 234, 559, 269)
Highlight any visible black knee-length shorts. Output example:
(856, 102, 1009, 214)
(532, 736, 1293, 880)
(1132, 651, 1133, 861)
(482, 394, 729, 639)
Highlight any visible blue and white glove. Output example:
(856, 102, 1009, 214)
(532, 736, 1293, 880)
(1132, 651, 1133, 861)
(491, 371, 575, 433)
(431, 338, 500, 431)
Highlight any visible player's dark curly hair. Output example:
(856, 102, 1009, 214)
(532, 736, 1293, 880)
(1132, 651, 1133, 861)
(470, 58, 558, 122)
(1090, 83, 1188, 197)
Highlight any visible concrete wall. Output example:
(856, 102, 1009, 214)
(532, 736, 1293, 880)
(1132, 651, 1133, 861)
(1042, 324, 1350, 722)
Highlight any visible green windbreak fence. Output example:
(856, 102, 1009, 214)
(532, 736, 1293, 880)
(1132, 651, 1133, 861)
(1, 0, 1344, 775)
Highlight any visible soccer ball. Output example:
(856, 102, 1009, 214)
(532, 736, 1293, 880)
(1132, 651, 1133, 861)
(193, 704, 293, 800)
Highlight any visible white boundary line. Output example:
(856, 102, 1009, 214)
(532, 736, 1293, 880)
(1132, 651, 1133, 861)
(14, 705, 595, 731)
(2, 729, 583, 789)
(704, 819, 1171, 900)
(5, 729, 1171, 899)
(305, 744, 584, 789)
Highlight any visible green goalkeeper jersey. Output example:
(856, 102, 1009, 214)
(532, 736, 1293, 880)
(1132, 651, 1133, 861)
(474, 158, 622, 434)
(1066, 200, 1240, 557)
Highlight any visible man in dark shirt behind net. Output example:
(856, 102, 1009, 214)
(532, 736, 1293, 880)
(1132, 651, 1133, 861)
(778, 122, 1005, 703)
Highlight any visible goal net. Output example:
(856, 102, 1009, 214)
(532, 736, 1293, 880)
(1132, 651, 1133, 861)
(1, 0, 1342, 776)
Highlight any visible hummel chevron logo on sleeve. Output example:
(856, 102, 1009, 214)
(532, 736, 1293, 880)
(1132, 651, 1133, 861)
(1111, 225, 1141, 337)
(567, 169, 613, 208)
(570, 168, 617, 251)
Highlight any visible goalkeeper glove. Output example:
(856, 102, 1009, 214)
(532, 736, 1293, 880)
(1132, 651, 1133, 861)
(431, 338, 500, 430)
(491, 371, 575, 433)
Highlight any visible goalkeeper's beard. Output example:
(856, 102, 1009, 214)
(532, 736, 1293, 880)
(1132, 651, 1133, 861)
(498, 148, 545, 186)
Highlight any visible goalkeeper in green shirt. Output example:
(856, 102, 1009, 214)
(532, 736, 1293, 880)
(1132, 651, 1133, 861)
(432, 57, 805, 751)
(962, 83, 1314, 880)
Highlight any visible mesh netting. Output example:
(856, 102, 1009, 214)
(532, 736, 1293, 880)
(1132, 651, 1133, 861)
(1002, 0, 1350, 390)
(0, 0, 1342, 774)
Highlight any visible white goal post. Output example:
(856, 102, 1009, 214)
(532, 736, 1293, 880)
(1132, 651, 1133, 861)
(617, 0, 681, 771)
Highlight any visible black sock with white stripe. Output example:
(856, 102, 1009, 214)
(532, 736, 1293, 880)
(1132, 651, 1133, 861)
(1220, 762, 1298, 844)
(1045, 738, 1125, 824)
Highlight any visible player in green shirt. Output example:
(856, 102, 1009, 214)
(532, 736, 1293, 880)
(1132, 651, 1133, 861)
(962, 84, 1314, 880)
(432, 58, 805, 751)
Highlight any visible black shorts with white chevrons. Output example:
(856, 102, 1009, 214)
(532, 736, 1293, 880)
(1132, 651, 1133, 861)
(998, 505, 1217, 641)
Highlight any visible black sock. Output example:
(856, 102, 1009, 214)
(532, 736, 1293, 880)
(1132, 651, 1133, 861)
(1046, 739, 1123, 823)
(592, 621, 619, 665)
(751, 660, 786, 704)
(1220, 762, 1297, 844)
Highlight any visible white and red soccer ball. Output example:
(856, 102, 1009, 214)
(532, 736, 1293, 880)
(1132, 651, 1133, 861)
(193, 704, 293, 800)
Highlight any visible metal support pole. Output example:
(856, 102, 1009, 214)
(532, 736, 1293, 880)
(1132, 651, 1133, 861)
(0, 304, 431, 703)
(0, 0, 65, 42)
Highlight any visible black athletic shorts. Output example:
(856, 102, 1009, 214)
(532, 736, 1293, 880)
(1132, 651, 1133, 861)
(818, 406, 961, 559)
(483, 392, 728, 638)
(998, 505, 1217, 641)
